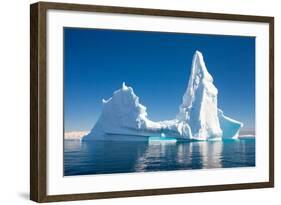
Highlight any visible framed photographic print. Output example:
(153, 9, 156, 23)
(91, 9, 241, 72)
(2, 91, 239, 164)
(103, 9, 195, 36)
(30, 1, 274, 202)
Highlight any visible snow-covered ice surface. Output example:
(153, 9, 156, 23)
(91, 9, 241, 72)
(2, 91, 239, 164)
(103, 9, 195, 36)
(83, 51, 243, 141)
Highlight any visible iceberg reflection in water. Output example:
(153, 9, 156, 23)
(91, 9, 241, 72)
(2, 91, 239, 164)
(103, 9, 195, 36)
(64, 135, 255, 176)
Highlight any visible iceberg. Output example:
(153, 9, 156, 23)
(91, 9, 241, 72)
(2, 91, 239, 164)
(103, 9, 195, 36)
(83, 51, 243, 141)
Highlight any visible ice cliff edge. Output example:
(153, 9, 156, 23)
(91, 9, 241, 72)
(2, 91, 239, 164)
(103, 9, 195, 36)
(83, 51, 243, 141)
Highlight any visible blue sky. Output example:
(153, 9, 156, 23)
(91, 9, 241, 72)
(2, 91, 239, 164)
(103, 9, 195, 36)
(64, 28, 255, 132)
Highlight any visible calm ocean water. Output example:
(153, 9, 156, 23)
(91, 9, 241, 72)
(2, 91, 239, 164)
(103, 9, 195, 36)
(64, 137, 255, 176)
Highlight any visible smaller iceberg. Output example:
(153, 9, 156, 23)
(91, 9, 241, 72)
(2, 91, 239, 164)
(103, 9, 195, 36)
(83, 82, 159, 140)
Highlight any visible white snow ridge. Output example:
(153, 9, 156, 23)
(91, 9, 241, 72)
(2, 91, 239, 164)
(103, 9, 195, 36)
(83, 51, 243, 141)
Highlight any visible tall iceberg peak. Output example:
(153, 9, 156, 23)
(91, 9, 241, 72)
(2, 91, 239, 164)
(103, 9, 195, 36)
(177, 50, 222, 139)
(83, 51, 243, 141)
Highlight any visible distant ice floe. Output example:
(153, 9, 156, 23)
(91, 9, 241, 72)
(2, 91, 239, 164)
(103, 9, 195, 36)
(238, 135, 255, 139)
(64, 131, 89, 140)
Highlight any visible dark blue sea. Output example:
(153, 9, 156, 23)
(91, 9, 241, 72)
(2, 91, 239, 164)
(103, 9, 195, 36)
(64, 137, 255, 176)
